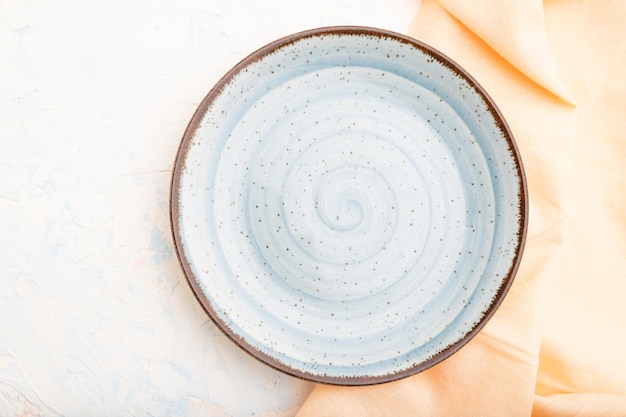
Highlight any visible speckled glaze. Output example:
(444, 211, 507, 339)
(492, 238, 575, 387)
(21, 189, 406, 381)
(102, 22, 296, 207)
(171, 27, 527, 385)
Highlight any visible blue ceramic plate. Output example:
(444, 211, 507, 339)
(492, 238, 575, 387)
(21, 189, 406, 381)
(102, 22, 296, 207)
(171, 27, 527, 385)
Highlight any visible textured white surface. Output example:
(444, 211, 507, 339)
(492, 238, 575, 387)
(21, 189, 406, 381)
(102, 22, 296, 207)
(0, 0, 419, 416)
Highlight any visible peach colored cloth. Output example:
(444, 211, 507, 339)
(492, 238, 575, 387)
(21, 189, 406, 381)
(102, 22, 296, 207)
(296, 0, 626, 415)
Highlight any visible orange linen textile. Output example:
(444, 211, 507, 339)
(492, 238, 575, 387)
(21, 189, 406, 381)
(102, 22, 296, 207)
(296, 0, 626, 416)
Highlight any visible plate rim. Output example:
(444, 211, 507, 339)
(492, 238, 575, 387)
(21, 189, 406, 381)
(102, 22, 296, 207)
(169, 25, 528, 386)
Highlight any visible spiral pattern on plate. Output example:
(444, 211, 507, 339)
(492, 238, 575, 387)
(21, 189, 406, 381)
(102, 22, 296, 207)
(172, 28, 527, 384)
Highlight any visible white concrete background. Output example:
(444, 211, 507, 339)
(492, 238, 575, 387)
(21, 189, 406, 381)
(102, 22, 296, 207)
(0, 0, 419, 416)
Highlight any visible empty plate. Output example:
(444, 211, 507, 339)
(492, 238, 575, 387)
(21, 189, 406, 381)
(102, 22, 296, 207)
(170, 26, 527, 385)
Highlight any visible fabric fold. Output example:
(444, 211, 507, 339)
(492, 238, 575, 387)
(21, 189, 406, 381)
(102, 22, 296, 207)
(437, 0, 575, 104)
(533, 393, 626, 417)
